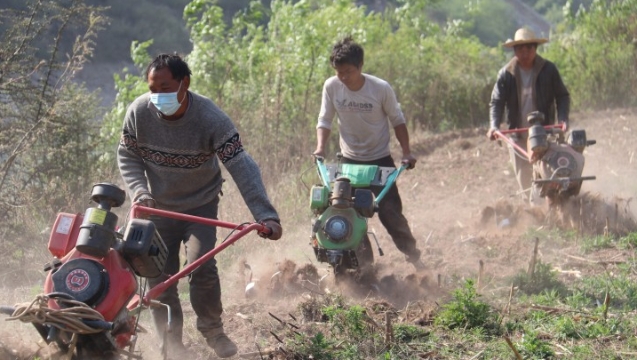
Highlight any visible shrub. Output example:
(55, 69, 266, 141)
(434, 279, 500, 333)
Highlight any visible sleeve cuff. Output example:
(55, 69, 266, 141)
(258, 217, 281, 224)
(133, 190, 152, 202)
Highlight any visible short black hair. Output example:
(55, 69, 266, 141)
(145, 53, 192, 81)
(330, 36, 364, 68)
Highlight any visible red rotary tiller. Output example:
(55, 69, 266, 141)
(1, 182, 270, 359)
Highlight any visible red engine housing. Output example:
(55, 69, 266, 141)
(48, 212, 83, 259)
(45, 213, 138, 322)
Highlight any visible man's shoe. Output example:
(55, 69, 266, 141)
(406, 251, 425, 271)
(206, 332, 238, 358)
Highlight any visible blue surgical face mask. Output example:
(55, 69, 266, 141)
(150, 81, 184, 116)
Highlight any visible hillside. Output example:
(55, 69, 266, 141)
(74, 0, 554, 109)
(0, 108, 635, 359)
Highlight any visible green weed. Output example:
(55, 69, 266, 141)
(393, 324, 429, 342)
(512, 261, 568, 297)
(434, 279, 500, 334)
(518, 329, 555, 359)
(580, 234, 616, 253)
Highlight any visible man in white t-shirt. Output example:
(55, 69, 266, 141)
(487, 28, 570, 204)
(313, 36, 423, 269)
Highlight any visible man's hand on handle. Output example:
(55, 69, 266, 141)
(486, 128, 498, 141)
(259, 219, 282, 240)
(134, 193, 156, 219)
(402, 153, 417, 170)
(135, 194, 156, 208)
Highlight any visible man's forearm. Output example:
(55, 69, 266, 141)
(315, 127, 331, 154)
(394, 123, 411, 155)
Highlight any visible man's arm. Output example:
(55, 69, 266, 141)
(488, 70, 507, 140)
(394, 123, 416, 169)
(315, 80, 335, 157)
(552, 65, 570, 124)
(222, 149, 281, 240)
(313, 127, 331, 157)
(217, 133, 280, 224)
(117, 124, 151, 202)
(489, 81, 506, 130)
(207, 105, 282, 239)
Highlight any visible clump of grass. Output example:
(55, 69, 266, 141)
(322, 304, 371, 340)
(286, 293, 440, 359)
(618, 232, 637, 249)
(572, 265, 637, 310)
(291, 295, 385, 359)
(292, 332, 335, 360)
(518, 329, 555, 359)
(580, 234, 616, 253)
(512, 261, 568, 297)
(434, 279, 500, 334)
(298, 293, 345, 323)
(393, 324, 429, 342)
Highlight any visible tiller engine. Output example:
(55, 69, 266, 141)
(310, 155, 405, 279)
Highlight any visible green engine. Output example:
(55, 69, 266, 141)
(310, 157, 406, 273)
(310, 174, 375, 269)
(313, 205, 368, 250)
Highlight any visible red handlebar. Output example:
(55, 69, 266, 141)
(129, 204, 269, 233)
(128, 204, 270, 307)
(493, 124, 566, 161)
(498, 123, 565, 135)
(493, 130, 528, 158)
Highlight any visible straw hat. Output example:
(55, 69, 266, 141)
(503, 28, 548, 48)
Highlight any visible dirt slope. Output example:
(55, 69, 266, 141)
(1, 108, 636, 359)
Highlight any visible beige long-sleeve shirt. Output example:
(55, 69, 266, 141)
(317, 74, 406, 161)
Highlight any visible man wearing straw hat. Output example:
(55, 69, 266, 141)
(486, 27, 570, 205)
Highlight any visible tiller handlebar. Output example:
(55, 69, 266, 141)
(128, 204, 270, 309)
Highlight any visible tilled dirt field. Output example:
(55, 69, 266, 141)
(1, 108, 636, 359)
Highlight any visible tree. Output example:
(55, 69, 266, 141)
(101, 0, 500, 180)
(543, 0, 637, 109)
(0, 0, 109, 234)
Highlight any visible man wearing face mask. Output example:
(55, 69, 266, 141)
(117, 53, 283, 359)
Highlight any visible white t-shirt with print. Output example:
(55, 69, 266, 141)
(317, 73, 406, 161)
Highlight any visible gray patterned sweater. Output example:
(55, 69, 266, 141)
(117, 91, 279, 223)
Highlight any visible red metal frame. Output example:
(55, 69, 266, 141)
(493, 124, 566, 160)
(127, 204, 269, 309)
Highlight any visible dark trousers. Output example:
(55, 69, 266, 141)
(147, 197, 223, 348)
(342, 155, 420, 259)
